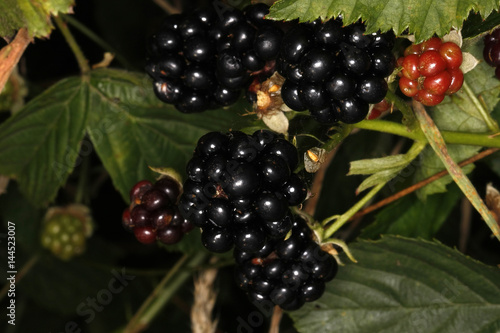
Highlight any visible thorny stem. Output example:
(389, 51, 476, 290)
(54, 16, 90, 77)
(349, 147, 500, 220)
(0, 27, 30, 94)
(412, 100, 500, 240)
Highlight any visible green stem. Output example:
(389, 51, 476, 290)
(385, 90, 418, 130)
(354, 119, 424, 141)
(322, 124, 353, 152)
(75, 154, 90, 205)
(323, 182, 386, 239)
(354, 119, 500, 149)
(53, 16, 90, 76)
(62, 14, 134, 69)
(123, 252, 208, 333)
(461, 80, 500, 133)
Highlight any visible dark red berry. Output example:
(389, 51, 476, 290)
(134, 226, 157, 244)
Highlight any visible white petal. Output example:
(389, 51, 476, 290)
(460, 52, 480, 74)
(262, 111, 289, 134)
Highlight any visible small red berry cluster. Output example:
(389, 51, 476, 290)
(397, 37, 464, 106)
(483, 28, 500, 79)
(122, 176, 194, 245)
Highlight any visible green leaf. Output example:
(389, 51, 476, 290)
(0, 68, 253, 206)
(348, 141, 425, 193)
(360, 186, 461, 239)
(290, 236, 500, 333)
(0, 0, 74, 38)
(414, 40, 500, 199)
(0, 76, 88, 206)
(86, 69, 252, 202)
(268, 0, 500, 42)
(462, 10, 500, 40)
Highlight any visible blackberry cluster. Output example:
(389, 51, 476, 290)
(146, 3, 280, 113)
(122, 176, 194, 245)
(483, 28, 500, 79)
(178, 130, 307, 253)
(397, 37, 464, 106)
(234, 216, 338, 310)
(277, 20, 396, 124)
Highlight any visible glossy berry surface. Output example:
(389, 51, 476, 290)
(179, 130, 307, 254)
(147, 4, 278, 113)
(483, 28, 500, 81)
(123, 175, 190, 245)
(233, 215, 339, 310)
(148, 9, 395, 122)
(398, 37, 464, 106)
(275, 19, 394, 125)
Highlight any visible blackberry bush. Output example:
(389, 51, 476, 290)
(3, 1, 500, 332)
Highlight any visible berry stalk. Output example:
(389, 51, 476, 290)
(54, 16, 90, 77)
(322, 182, 386, 239)
(353, 119, 500, 149)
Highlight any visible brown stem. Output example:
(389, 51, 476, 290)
(303, 145, 341, 216)
(151, 0, 181, 14)
(0, 28, 30, 94)
(459, 197, 472, 253)
(350, 147, 500, 220)
(268, 306, 283, 333)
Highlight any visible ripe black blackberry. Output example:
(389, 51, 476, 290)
(276, 19, 396, 124)
(233, 215, 338, 310)
(146, 4, 281, 113)
(178, 130, 308, 253)
(122, 176, 194, 245)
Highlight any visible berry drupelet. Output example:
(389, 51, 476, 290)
(233, 215, 338, 310)
(178, 130, 307, 254)
(122, 175, 194, 245)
